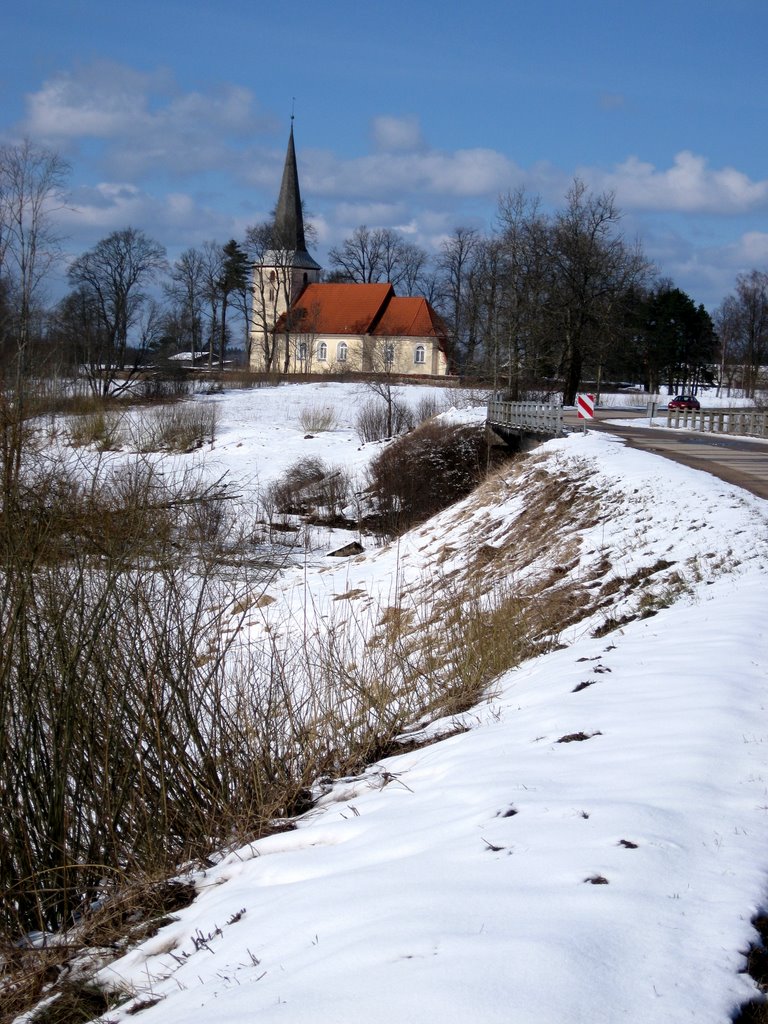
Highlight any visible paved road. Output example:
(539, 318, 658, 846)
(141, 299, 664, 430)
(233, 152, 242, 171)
(563, 409, 768, 501)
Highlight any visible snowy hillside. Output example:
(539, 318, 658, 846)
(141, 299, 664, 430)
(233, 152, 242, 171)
(69, 382, 768, 1024)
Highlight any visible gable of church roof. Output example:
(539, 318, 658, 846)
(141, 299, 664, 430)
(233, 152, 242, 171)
(371, 296, 449, 340)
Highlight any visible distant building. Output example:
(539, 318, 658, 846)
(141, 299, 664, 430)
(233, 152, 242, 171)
(249, 126, 449, 376)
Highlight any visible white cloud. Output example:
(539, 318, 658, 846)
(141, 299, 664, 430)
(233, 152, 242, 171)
(730, 231, 768, 265)
(58, 182, 150, 229)
(634, 221, 768, 310)
(591, 151, 768, 214)
(57, 181, 235, 251)
(23, 61, 267, 177)
(25, 63, 167, 139)
(371, 115, 424, 152)
(332, 201, 408, 226)
(305, 146, 522, 200)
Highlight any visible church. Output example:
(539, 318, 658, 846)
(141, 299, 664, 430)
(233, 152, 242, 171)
(249, 127, 450, 376)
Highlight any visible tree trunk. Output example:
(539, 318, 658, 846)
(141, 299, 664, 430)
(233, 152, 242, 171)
(219, 294, 228, 371)
(562, 334, 583, 406)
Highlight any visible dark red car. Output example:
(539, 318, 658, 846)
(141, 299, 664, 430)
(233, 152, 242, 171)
(668, 395, 700, 411)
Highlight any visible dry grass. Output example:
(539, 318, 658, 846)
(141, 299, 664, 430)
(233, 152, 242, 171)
(733, 1003, 768, 1022)
(66, 399, 218, 453)
(131, 401, 218, 452)
(67, 409, 126, 450)
(413, 392, 444, 423)
(355, 397, 413, 442)
(298, 403, 338, 433)
(0, 876, 196, 1024)
(732, 915, 768, 1022)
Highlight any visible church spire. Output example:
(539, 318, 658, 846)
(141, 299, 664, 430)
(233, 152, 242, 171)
(274, 122, 320, 270)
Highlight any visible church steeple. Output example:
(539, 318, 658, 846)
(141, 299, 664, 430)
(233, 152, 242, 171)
(249, 122, 322, 368)
(274, 122, 321, 272)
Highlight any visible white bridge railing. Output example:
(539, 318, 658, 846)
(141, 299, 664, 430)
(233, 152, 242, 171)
(487, 400, 563, 436)
(665, 407, 768, 439)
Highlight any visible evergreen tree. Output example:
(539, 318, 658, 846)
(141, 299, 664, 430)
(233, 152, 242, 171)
(217, 240, 250, 370)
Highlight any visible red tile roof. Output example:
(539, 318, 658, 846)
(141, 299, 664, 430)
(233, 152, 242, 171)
(371, 296, 447, 339)
(283, 282, 393, 334)
(278, 283, 448, 343)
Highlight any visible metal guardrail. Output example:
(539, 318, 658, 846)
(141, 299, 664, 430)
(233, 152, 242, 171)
(665, 407, 768, 439)
(487, 400, 564, 436)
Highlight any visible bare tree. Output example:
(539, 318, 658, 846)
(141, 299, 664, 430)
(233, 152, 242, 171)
(329, 225, 429, 293)
(52, 286, 107, 381)
(244, 221, 278, 371)
(243, 220, 306, 373)
(713, 294, 743, 396)
(328, 225, 385, 283)
(197, 240, 223, 369)
(67, 228, 167, 392)
(546, 180, 650, 404)
(494, 190, 552, 397)
(436, 227, 484, 371)
(164, 246, 208, 363)
(377, 230, 429, 294)
(727, 270, 768, 397)
(0, 139, 69, 378)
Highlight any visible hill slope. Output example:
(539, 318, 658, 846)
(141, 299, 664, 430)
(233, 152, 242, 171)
(85, 417, 768, 1024)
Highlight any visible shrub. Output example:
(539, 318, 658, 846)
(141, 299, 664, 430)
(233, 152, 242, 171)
(268, 457, 352, 522)
(136, 368, 194, 401)
(355, 397, 413, 443)
(67, 409, 125, 450)
(269, 457, 329, 514)
(366, 421, 498, 535)
(413, 392, 442, 424)
(0, 376, 284, 938)
(132, 401, 218, 452)
(299, 403, 338, 433)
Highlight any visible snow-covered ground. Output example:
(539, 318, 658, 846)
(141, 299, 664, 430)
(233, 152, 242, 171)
(73, 383, 768, 1022)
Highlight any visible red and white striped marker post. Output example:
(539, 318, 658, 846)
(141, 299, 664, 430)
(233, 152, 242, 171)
(576, 393, 595, 432)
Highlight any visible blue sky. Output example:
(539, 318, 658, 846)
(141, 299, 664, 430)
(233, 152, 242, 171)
(3, 0, 767, 309)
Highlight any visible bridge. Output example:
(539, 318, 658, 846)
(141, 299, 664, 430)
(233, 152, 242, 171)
(486, 399, 564, 447)
(488, 400, 768, 500)
(665, 406, 768, 439)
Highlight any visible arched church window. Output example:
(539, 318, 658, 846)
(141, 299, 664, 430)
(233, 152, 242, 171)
(318, 342, 328, 361)
(337, 342, 348, 362)
(414, 345, 426, 364)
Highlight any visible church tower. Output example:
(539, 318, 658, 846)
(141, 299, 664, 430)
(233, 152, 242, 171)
(251, 123, 322, 369)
